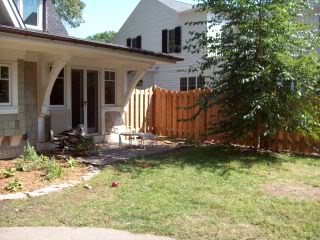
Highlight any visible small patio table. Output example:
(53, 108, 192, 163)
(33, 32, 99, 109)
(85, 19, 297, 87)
(118, 132, 145, 149)
(118, 132, 158, 149)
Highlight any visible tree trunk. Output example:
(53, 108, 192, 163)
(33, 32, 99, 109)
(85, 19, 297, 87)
(254, 111, 262, 151)
(254, 0, 264, 151)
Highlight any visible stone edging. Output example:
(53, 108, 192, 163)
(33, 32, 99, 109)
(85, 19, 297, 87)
(0, 167, 101, 201)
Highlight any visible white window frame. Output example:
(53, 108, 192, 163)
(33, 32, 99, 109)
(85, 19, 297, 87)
(14, 0, 43, 30)
(48, 65, 67, 109)
(0, 62, 18, 114)
(180, 76, 206, 91)
(104, 70, 117, 106)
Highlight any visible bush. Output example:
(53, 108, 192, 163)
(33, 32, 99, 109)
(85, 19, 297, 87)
(45, 160, 64, 180)
(75, 137, 94, 153)
(67, 157, 78, 168)
(5, 179, 23, 192)
(0, 168, 16, 178)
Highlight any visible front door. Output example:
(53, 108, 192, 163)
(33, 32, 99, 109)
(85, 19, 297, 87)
(71, 69, 99, 134)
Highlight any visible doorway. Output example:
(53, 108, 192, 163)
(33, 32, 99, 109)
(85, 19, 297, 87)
(71, 69, 99, 134)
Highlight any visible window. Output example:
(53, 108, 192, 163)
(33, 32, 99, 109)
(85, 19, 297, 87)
(180, 77, 188, 91)
(0, 65, 10, 104)
(14, 0, 43, 29)
(168, 29, 176, 53)
(197, 76, 206, 89)
(136, 79, 143, 88)
(126, 36, 142, 49)
(180, 76, 206, 91)
(105, 71, 116, 105)
(188, 77, 197, 90)
(50, 68, 65, 106)
(162, 26, 181, 53)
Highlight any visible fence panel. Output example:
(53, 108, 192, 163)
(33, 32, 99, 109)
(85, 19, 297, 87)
(125, 86, 319, 154)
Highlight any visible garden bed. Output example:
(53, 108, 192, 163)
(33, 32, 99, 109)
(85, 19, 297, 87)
(0, 145, 90, 195)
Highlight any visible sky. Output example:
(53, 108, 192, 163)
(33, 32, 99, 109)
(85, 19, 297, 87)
(67, 0, 196, 39)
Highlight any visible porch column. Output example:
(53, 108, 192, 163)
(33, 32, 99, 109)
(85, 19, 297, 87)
(38, 56, 69, 143)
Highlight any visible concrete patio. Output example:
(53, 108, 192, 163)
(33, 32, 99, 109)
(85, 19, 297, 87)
(81, 141, 180, 167)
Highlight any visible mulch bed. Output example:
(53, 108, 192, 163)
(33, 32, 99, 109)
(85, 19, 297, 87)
(0, 159, 90, 195)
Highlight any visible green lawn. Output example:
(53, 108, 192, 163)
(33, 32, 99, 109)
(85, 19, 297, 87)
(1, 146, 320, 240)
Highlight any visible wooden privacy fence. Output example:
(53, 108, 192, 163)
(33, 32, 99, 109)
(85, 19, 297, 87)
(125, 87, 218, 140)
(125, 86, 320, 154)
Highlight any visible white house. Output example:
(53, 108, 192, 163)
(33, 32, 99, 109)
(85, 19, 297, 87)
(114, 0, 320, 92)
(114, 0, 213, 91)
(0, 0, 182, 159)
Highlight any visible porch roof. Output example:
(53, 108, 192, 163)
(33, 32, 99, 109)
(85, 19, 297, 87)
(0, 25, 184, 63)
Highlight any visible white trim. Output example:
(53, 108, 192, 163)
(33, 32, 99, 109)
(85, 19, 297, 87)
(0, 107, 18, 114)
(15, 0, 43, 30)
(0, 64, 11, 106)
(0, 63, 18, 112)
(2, 0, 25, 28)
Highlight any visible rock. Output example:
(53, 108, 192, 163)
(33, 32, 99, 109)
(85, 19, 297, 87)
(0, 193, 27, 201)
(84, 184, 92, 190)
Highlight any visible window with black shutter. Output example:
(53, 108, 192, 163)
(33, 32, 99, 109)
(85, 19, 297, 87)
(127, 38, 131, 47)
(163, 27, 182, 53)
(127, 36, 142, 49)
(175, 26, 181, 53)
(136, 36, 142, 49)
(162, 29, 168, 53)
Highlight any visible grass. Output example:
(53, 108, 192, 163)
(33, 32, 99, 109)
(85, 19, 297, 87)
(0, 145, 320, 240)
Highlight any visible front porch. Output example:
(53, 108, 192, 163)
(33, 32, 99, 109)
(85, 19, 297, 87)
(0, 26, 181, 159)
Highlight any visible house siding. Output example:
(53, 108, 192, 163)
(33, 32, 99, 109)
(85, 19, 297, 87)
(0, 61, 38, 159)
(114, 0, 208, 91)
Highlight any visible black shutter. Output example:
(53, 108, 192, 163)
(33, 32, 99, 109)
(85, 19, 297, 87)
(162, 29, 168, 53)
(127, 38, 131, 47)
(175, 26, 181, 53)
(136, 36, 142, 49)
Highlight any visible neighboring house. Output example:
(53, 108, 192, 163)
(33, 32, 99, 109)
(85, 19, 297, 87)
(114, 0, 320, 92)
(0, 0, 182, 159)
(114, 0, 212, 91)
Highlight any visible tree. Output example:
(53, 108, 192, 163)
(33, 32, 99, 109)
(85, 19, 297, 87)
(52, 0, 86, 28)
(87, 31, 117, 43)
(186, 0, 320, 150)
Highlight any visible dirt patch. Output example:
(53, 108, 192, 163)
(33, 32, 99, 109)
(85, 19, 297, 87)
(0, 159, 89, 194)
(265, 182, 320, 201)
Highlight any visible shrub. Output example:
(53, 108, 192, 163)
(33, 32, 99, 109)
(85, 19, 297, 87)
(67, 157, 78, 168)
(5, 179, 23, 192)
(45, 160, 64, 180)
(15, 143, 50, 172)
(75, 137, 94, 153)
(0, 168, 16, 178)
(23, 143, 39, 162)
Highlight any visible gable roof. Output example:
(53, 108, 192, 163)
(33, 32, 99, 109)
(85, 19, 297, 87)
(158, 0, 193, 12)
(46, 0, 68, 36)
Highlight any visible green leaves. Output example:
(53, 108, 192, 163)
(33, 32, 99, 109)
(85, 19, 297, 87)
(52, 0, 86, 28)
(187, 0, 320, 145)
(87, 31, 117, 43)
